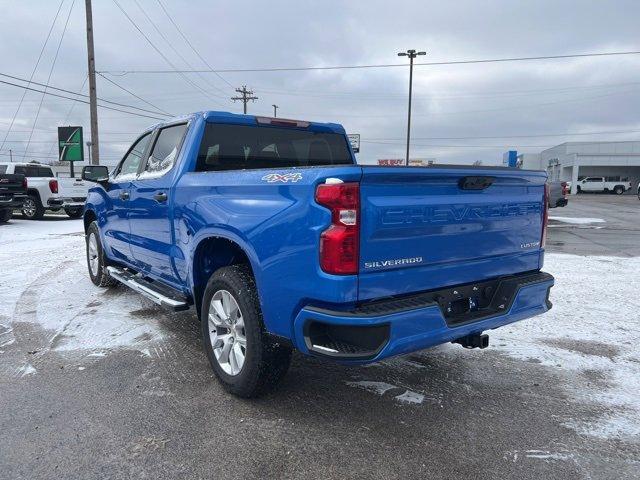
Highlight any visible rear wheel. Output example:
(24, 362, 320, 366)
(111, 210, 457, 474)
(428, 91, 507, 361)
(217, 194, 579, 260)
(201, 264, 292, 397)
(22, 194, 44, 220)
(0, 209, 12, 223)
(64, 207, 83, 219)
(614, 185, 624, 195)
(86, 221, 117, 287)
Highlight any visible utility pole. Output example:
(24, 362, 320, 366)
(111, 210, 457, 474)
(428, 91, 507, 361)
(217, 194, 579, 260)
(231, 86, 258, 114)
(398, 49, 426, 166)
(85, 0, 99, 165)
(272, 104, 279, 117)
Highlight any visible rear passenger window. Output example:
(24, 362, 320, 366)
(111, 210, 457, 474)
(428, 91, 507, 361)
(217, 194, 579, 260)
(143, 124, 187, 177)
(195, 123, 352, 172)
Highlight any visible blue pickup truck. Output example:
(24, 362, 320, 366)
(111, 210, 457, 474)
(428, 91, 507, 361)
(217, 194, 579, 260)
(82, 111, 554, 397)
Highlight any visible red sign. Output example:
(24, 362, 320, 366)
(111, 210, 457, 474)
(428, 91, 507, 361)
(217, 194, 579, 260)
(377, 159, 404, 166)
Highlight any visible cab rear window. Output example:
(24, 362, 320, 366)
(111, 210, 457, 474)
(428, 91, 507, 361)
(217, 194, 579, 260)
(14, 166, 53, 177)
(196, 123, 353, 172)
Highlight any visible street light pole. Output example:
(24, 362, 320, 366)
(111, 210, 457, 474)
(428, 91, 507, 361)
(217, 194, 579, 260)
(86, 141, 92, 165)
(272, 104, 279, 117)
(398, 49, 426, 166)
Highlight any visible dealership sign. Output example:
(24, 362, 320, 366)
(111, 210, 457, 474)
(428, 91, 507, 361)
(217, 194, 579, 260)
(57, 126, 84, 162)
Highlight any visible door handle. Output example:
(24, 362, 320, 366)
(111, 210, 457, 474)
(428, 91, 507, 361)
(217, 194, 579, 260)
(119, 191, 129, 201)
(154, 192, 168, 203)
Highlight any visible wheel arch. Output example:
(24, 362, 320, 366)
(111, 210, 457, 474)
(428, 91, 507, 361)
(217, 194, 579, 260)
(190, 233, 260, 319)
(83, 209, 97, 233)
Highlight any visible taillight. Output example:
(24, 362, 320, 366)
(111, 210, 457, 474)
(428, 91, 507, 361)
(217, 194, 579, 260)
(541, 183, 549, 248)
(315, 182, 360, 275)
(49, 179, 58, 194)
(22, 177, 27, 189)
(561, 182, 568, 196)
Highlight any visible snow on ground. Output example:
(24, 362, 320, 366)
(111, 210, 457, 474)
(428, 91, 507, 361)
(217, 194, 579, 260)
(0, 218, 163, 365)
(1, 217, 639, 441)
(494, 253, 640, 441)
(549, 216, 605, 225)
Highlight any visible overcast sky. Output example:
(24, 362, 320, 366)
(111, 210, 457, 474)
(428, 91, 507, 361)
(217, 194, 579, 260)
(1, 0, 639, 166)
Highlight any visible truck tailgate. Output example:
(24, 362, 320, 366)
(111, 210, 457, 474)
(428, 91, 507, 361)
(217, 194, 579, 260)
(0, 174, 26, 198)
(58, 177, 89, 199)
(358, 166, 547, 300)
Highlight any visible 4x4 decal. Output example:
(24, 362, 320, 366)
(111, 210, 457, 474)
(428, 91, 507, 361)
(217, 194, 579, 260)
(261, 173, 303, 183)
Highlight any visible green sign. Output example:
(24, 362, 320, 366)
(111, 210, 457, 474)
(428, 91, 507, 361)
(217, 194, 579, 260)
(58, 126, 84, 162)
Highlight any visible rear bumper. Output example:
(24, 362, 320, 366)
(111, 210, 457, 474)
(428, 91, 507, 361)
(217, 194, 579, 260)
(0, 194, 27, 209)
(555, 198, 568, 207)
(48, 197, 86, 208)
(293, 271, 554, 362)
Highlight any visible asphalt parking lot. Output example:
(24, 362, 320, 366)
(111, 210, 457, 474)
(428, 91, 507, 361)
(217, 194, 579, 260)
(1, 195, 639, 480)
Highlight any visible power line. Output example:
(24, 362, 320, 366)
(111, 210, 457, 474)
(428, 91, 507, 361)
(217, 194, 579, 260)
(96, 72, 172, 116)
(0, 0, 65, 152)
(98, 50, 640, 74)
(111, 0, 227, 107)
(0, 78, 167, 120)
(155, 0, 234, 89)
(252, 80, 640, 100)
(0, 72, 171, 116)
(24, 0, 76, 159)
(367, 129, 640, 141)
(361, 141, 554, 148)
(132, 0, 229, 99)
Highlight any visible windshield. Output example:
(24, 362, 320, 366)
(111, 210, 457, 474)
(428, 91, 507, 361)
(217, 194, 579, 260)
(196, 123, 353, 172)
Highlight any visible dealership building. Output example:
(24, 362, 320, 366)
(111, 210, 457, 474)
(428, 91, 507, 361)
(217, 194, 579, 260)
(518, 141, 640, 194)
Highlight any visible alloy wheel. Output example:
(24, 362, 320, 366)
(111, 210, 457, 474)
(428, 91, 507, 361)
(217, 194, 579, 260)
(87, 232, 99, 277)
(22, 198, 36, 218)
(208, 289, 246, 376)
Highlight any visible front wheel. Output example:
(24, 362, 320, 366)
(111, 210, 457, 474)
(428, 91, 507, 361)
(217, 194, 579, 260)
(576, 186, 582, 194)
(201, 264, 292, 398)
(0, 209, 12, 223)
(22, 194, 44, 220)
(64, 207, 84, 218)
(614, 186, 624, 195)
(86, 221, 117, 287)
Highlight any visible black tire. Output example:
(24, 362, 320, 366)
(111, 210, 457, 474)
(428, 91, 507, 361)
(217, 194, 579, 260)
(576, 186, 581, 193)
(614, 186, 624, 195)
(201, 264, 292, 398)
(637, 189, 640, 200)
(0, 209, 12, 223)
(21, 194, 45, 220)
(86, 221, 117, 288)
(64, 207, 84, 219)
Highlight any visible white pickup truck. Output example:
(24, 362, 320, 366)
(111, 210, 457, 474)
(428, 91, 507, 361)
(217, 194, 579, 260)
(576, 176, 632, 195)
(0, 162, 90, 219)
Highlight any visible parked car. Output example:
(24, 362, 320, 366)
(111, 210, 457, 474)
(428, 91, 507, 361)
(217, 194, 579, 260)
(0, 162, 89, 219)
(0, 166, 27, 223)
(576, 176, 632, 195)
(82, 111, 555, 397)
(548, 181, 568, 208)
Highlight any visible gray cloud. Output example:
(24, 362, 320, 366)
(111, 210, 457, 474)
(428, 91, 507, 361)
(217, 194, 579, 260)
(1, 0, 639, 165)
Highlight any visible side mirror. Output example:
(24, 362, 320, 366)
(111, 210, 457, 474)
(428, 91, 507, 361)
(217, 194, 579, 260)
(81, 165, 110, 186)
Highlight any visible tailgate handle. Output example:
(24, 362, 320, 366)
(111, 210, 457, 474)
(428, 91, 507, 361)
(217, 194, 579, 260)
(458, 176, 494, 190)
